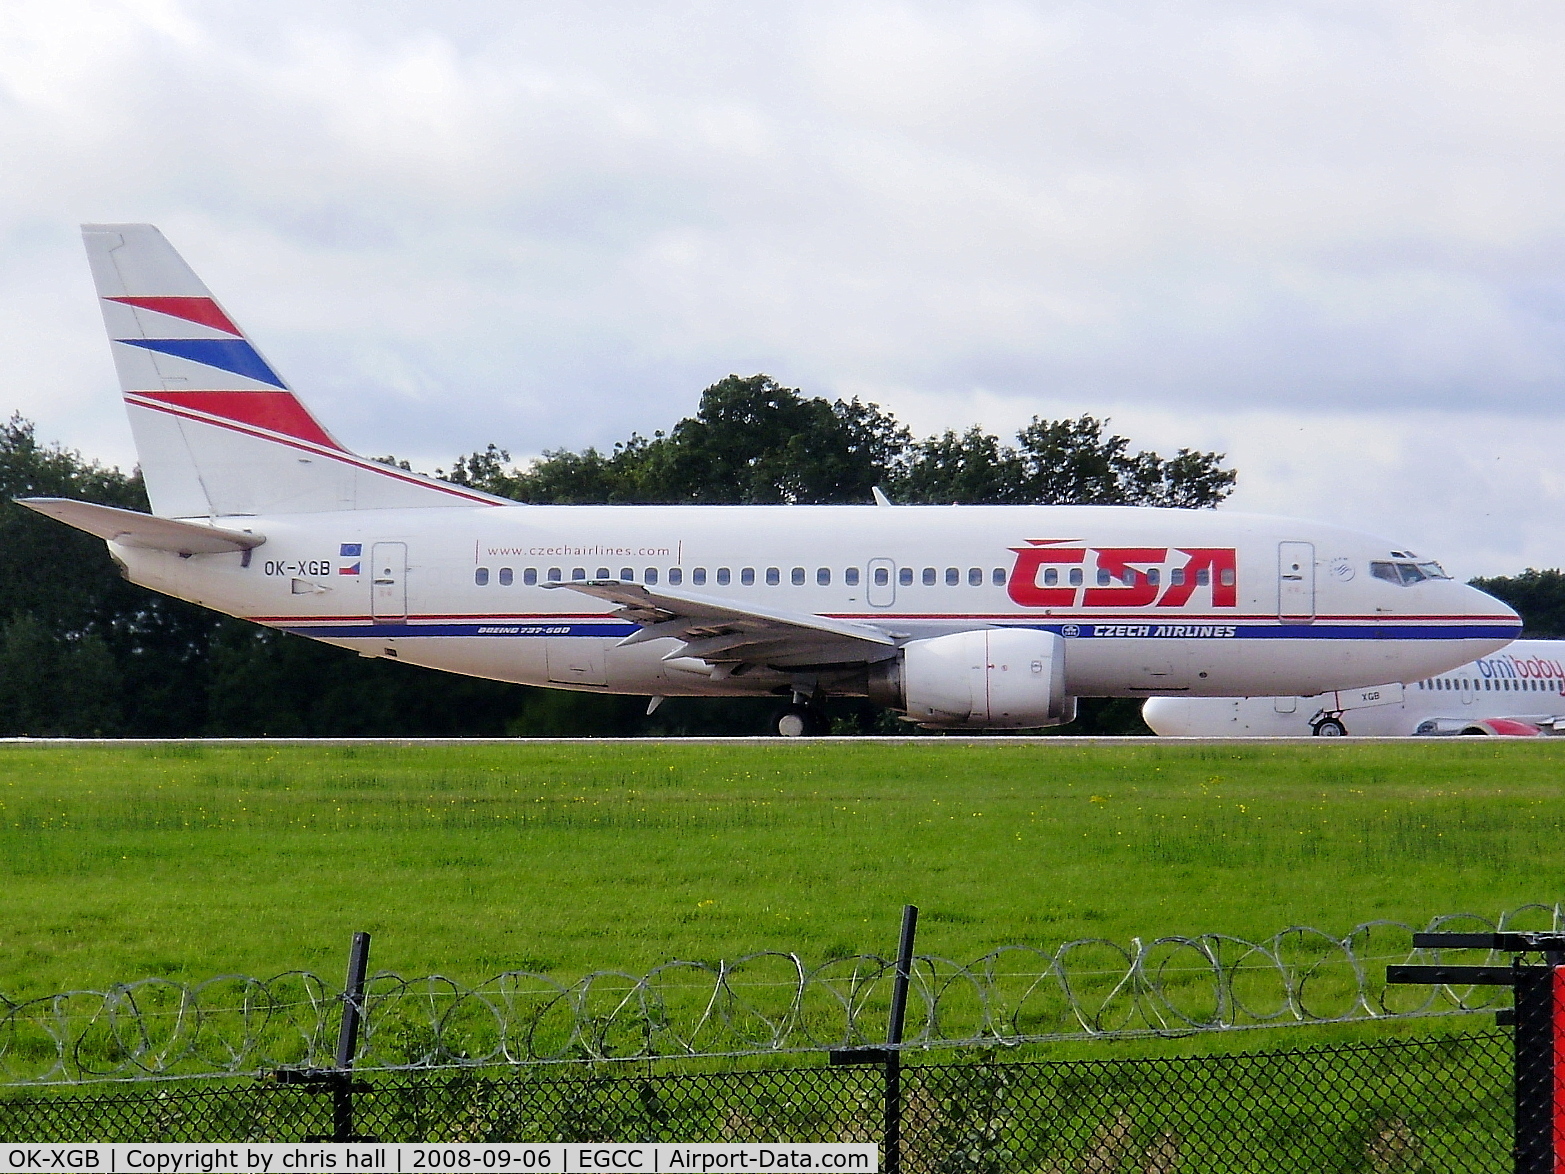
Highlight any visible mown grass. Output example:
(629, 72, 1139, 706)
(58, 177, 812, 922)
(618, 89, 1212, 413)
(0, 739, 1559, 999)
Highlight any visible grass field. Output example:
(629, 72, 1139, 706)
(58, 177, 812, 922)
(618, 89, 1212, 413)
(0, 738, 1560, 999)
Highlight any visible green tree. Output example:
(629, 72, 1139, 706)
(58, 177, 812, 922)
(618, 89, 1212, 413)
(446, 375, 909, 505)
(448, 377, 1234, 513)
(1469, 569, 1565, 637)
(899, 414, 1236, 507)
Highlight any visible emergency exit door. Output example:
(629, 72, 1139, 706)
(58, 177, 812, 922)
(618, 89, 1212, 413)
(371, 542, 407, 623)
(867, 559, 896, 608)
(1277, 542, 1315, 622)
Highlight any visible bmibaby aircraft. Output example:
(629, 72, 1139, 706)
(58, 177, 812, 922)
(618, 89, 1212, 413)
(1144, 640, 1565, 738)
(21, 225, 1522, 735)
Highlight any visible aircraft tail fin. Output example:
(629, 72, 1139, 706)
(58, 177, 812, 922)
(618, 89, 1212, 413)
(81, 224, 507, 517)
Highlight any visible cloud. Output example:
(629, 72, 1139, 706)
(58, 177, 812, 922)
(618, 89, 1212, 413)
(3, 1, 1565, 572)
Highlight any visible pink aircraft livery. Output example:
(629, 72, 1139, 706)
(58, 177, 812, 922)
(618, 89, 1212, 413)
(21, 225, 1522, 735)
(1144, 640, 1565, 737)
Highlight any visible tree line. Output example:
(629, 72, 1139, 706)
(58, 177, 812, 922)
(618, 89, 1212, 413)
(1, 372, 1548, 737)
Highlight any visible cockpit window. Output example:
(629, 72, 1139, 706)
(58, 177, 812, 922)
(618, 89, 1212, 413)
(1370, 560, 1452, 586)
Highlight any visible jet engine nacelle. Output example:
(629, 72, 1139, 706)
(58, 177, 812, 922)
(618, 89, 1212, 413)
(869, 628, 1075, 729)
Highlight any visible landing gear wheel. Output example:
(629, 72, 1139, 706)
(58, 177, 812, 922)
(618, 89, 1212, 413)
(775, 706, 826, 737)
(1313, 718, 1347, 737)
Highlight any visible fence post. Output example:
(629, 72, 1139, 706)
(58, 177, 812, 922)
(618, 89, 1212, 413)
(884, 905, 918, 1174)
(333, 931, 372, 1143)
(1387, 932, 1565, 1174)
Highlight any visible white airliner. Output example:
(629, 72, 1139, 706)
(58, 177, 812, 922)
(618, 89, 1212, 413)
(1144, 639, 1565, 737)
(20, 225, 1521, 735)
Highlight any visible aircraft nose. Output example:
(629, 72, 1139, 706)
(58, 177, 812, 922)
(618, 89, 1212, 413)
(1457, 581, 1521, 654)
(1462, 581, 1519, 623)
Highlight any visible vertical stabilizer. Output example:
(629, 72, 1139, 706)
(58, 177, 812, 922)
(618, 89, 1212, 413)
(82, 224, 506, 517)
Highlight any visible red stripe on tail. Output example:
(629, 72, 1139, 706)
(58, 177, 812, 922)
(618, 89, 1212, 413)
(106, 296, 241, 336)
(137, 391, 342, 450)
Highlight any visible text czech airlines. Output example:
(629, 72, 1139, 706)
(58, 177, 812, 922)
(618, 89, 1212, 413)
(1008, 541, 1238, 609)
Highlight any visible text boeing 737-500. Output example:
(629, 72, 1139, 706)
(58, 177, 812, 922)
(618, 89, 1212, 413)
(20, 225, 1521, 735)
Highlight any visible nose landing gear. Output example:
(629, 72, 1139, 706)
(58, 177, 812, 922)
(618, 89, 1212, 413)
(1310, 712, 1348, 737)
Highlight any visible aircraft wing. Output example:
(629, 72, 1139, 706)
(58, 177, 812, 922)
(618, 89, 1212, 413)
(16, 497, 265, 555)
(547, 580, 898, 669)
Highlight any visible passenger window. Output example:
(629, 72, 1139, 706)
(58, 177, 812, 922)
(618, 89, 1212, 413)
(845, 567, 860, 586)
(873, 567, 889, 586)
(899, 567, 913, 586)
(992, 568, 1006, 586)
(765, 567, 780, 586)
(595, 567, 610, 580)
(669, 568, 682, 585)
(968, 568, 981, 586)
(1120, 569, 1134, 586)
(946, 568, 959, 586)
(1196, 569, 1210, 587)
(1147, 568, 1159, 586)
(1044, 568, 1059, 586)
(1098, 569, 1112, 586)
(548, 568, 562, 582)
(817, 568, 831, 586)
(1171, 568, 1186, 586)
(1220, 568, 1235, 587)
(572, 568, 586, 580)
(499, 568, 513, 586)
(524, 568, 538, 586)
(922, 568, 936, 586)
(620, 567, 634, 581)
(475, 568, 490, 586)
(645, 568, 658, 585)
(792, 567, 805, 586)
(741, 567, 755, 585)
(1069, 568, 1083, 586)
(717, 568, 731, 585)
(693, 568, 707, 585)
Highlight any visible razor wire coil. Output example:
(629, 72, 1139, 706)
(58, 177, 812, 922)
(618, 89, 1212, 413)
(0, 905, 1552, 1086)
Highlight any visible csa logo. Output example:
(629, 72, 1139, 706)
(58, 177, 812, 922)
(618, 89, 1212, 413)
(1008, 540, 1238, 609)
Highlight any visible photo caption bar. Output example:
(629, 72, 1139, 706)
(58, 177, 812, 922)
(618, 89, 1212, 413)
(0, 1145, 877, 1174)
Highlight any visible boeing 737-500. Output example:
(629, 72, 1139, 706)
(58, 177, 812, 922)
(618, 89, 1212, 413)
(21, 225, 1522, 734)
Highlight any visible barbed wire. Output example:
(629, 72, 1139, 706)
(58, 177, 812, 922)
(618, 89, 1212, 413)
(0, 905, 1551, 1086)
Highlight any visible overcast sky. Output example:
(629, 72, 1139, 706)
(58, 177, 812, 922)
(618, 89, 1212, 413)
(4, 1, 1565, 575)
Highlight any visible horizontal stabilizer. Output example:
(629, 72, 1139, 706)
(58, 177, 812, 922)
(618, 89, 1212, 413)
(17, 498, 265, 555)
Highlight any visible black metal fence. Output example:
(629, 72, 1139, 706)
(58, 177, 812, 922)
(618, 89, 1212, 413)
(0, 1032, 1511, 1170)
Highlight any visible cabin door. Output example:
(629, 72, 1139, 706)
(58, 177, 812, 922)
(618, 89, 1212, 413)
(370, 542, 408, 623)
(1277, 542, 1316, 623)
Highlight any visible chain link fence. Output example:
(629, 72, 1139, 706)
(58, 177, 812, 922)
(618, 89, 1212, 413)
(0, 1031, 1511, 1170)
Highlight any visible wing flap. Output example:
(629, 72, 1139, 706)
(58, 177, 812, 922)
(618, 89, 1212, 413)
(546, 580, 896, 667)
(17, 497, 265, 555)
